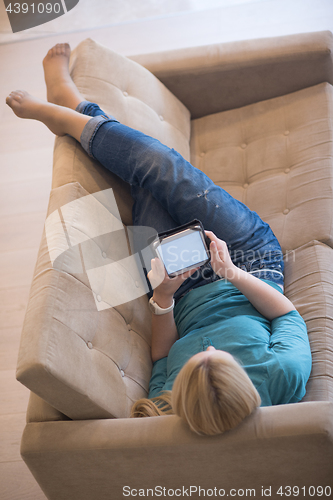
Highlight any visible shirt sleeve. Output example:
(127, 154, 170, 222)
(148, 357, 168, 399)
(269, 310, 312, 404)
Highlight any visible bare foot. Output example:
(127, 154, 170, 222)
(6, 90, 67, 136)
(43, 43, 83, 109)
(6, 90, 91, 141)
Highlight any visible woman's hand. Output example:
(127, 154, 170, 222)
(205, 231, 295, 320)
(148, 257, 198, 306)
(205, 230, 237, 279)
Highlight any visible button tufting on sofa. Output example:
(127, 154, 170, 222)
(285, 168, 291, 173)
(283, 208, 290, 215)
(284, 130, 290, 136)
(241, 143, 247, 149)
(87, 342, 93, 349)
(123, 91, 128, 97)
(243, 183, 249, 189)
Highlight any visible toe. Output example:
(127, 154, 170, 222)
(6, 92, 18, 107)
(14, 90, 23, 100)
(50, 45, 58, 56)
(44, 43, 71, 61)
(56, 44, 62, 55)
(43, 48, 53, 63)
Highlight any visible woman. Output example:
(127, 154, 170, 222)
(6, 43, 312, 436)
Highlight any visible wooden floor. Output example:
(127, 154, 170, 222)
(0, 0, 332, 498)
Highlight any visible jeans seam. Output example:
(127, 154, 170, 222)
(75, 100, 90, 114)
(88, 119, 105, 157)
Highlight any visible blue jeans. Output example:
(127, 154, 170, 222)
(76, 101, 284, 301)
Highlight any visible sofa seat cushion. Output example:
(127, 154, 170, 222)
(52, 38, 191, 226)
(190, 83, 333, 253)
(17, 182, 152, 420)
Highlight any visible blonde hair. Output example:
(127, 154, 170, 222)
(131, 353, 261, 435)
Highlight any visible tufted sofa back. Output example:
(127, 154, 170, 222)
(190, 82, 333, 254)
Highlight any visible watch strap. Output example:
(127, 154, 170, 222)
(149, 297, 175, 315)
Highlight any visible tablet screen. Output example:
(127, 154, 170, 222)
(157, 229, 209, 275)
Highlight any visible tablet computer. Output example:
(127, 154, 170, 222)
(153, 220, 210, 277)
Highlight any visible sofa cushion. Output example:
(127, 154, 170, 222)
(52, 38, 191, 226)
(190, 83, 333, 253)
(284, 241, 333, 402)
(17, 182, 153, 420)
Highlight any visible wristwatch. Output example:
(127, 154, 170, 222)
(149, 297, 175, 315)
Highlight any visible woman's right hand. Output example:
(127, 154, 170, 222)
(148, 257, 198, 305)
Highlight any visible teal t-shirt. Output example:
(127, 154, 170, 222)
(148, 279, 312, 406)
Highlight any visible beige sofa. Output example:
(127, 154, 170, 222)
(17, 31, 333, 499)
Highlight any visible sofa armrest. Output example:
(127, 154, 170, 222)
(130, 31, 333, 119)
(21, 402, 333, 500)
(26, 392, 70, 423)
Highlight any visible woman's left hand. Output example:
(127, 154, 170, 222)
(148, 257, 198, 302)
